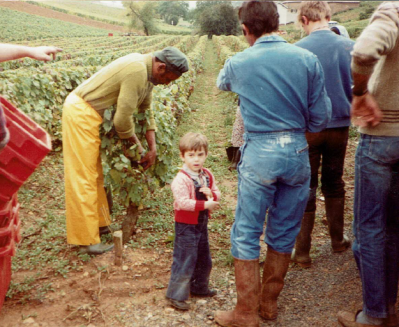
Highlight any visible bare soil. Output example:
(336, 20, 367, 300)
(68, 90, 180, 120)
(0, 1, 127, 33)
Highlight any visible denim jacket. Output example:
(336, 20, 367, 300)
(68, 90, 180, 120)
(217, 35, 331, 134)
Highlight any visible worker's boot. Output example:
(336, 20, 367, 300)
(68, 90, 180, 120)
(79, 243, 114, 255)
(214, 258, 260, 327)
(260, 246, 291, 320)
(291, 212, 315, 268)
(229, 148, 241, 171)
(325, 198, 351, 253)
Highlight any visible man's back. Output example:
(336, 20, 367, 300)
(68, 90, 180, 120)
(217, 35, 331, 134)
(296, 31, 354, 128)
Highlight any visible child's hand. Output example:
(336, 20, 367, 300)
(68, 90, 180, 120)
(200, 187, 213, 200)
(205, 199, 219, 211)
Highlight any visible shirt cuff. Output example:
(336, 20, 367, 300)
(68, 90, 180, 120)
(212, 192, 218, 201)
(116, 128, 134, 140)
(195, 201, 206, 211)
(351, 60, 376, 76)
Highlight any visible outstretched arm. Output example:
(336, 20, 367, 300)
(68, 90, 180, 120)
(0, 44, 62, 62)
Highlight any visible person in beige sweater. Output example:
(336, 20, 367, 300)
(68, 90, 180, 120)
(62, 47, 188, 255)
(337, 3, 399, 327)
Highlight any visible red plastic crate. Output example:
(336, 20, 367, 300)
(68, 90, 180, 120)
(0, 256, 12, 313)
(0, 194, 20, 314)
(0, 97, 52, 204)
(0, 194, 20, 257)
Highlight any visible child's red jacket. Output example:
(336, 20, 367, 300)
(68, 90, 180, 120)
(171, 168, 221, 224)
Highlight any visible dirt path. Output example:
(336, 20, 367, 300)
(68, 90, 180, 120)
(0, 1, 127, 33)
(0, 40, 363, 327)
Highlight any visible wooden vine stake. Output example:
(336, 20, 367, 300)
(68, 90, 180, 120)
(122, 203, 139, 244)
(113, 230, 123, 266)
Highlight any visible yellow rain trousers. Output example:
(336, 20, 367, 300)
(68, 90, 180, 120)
(62, 92, 111, 245)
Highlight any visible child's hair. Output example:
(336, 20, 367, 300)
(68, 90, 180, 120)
(179, 132, 208, 155)
(298, 1, 331, 23)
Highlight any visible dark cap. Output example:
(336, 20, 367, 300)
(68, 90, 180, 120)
(154, 46, 189, 76)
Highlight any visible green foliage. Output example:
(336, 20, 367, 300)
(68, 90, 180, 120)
(157, 1, 189, 25)
(199, 3, 240, 38)
(124, 2, 158, 36)
(359, 5, 376, 21)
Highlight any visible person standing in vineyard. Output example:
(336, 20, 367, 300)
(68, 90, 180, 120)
(0, 44, 62, 153)
(215, 2, 331, 326)
(337, 2, 399, 327)
(62, 47, 189, 255)
(291, 1, 354, 268)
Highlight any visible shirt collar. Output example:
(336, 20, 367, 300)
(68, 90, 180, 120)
(254, 34, 287, 46)
(183, 164, 201, 176)
(145, 54, 153, 82)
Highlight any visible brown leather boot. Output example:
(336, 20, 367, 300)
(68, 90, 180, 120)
(260, 246, 291, 320)
(229, 147, 241, 171)
(291, 212, 315, 268)
(325, 198, 351, 252)
(214, 258, 260, 327)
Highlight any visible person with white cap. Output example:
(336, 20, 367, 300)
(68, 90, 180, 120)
(62, 46, 189, 255)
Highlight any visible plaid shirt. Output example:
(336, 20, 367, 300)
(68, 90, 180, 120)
(0, 103, 9, 150)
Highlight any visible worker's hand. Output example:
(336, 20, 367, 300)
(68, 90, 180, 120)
(29, 46, 62, 61)
(126, 135, 144, 155)
(139, 150, 156, 170)
(351, 92, 382, 127)
(200, 187, 213, 200)
(205, 199, 219, 211)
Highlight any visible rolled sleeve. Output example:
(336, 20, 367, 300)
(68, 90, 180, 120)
(139, 88, 157, 132)
(351, 3, 399, 76)
(113, 71, 147, 139)
(217, 58, 233, 91)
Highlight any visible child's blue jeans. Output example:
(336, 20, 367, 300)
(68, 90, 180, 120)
(166, 213, 212, 301)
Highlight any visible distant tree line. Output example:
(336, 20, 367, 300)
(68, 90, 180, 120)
(124, 1, 240, 37)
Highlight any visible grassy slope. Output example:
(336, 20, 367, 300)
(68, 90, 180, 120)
(38, 0, 129, 25)
(35, 0, 193, 34)
(0, 6, 113, 42)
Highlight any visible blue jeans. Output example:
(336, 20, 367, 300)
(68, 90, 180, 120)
(231, 131, 310, 259)
(353, 134, 399, 318)
(166, 214, 212, 301)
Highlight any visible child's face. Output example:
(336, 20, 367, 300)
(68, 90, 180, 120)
(180, 148, 208, 173)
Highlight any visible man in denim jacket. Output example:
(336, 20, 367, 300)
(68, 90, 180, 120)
(214, 2, 331, 326)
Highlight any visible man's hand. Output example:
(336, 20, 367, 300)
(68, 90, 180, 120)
(139, 150, 156, 170)
(29, 46, 62, 61)
(200, 187, 213, 200)
(126, 135, 144, 155)
(351, 93, 383, 127)
(139, 130, 157, 170)
(205, 199, 220, 211)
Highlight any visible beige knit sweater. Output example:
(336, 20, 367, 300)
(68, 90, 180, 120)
(351, 2, 399, 136)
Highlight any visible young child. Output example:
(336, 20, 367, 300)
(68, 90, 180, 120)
(166, 132, 221, 311)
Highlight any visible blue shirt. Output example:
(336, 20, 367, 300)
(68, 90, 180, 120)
(296, 30, 354, 128)
(217, 35, 331, 133)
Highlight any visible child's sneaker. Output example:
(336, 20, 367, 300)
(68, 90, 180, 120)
(167, 298, 190, 311)
(191, 289, 217, 297)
